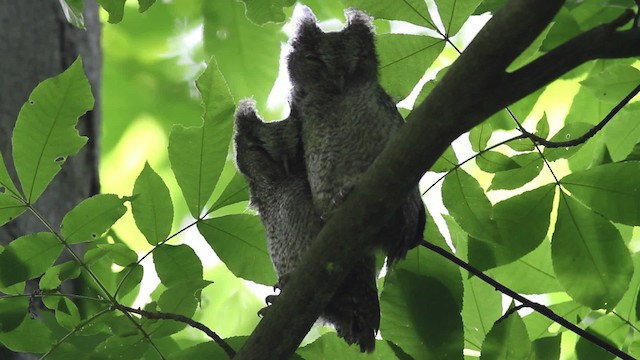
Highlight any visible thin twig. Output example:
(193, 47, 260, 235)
(419, 240, 634, 360)
(522, 83, 640, 148)
(115, 304, 236, 358)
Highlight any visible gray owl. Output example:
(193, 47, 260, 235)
(287, 8, 426, 264)
(234, 99, 380, 352)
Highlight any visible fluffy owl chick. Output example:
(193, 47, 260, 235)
(287, 8, 426, 264)
(234, 99, 380, 353)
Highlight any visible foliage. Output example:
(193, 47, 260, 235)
(2, 0, 640, 359)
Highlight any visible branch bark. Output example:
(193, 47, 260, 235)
(235, 0, 640, 358)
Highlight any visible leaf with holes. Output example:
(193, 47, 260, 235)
(60, 194, 128, 244)
(12, 57, 93, 203)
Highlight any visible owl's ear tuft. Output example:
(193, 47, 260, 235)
(345, 8, 374, 32)
(293, 5, 322, 40)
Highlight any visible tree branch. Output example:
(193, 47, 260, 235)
(419, 240, 634, 360)
(235, 0, 640, 358)
(115, 304, 236, 358)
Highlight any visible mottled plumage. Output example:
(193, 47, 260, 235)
(288, 7, 426, 264)
(233, 99, 380, 352)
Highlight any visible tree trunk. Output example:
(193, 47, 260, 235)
(0, 1, 101, 358)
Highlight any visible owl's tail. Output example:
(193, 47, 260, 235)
(321, 254, 380, 353)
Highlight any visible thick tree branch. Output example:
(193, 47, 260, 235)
(235, 0, 640, 358)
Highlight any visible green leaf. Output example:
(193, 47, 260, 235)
(0, 232, 63, 288)
(437, 0, 482, 36)
(532, 335, 561, 360)
(488, 184, 555, 267)
(132, 162, 173, 245)
(169, 338, 248, 360)
(240, 0, 296, 24)
(561, 161, 640, 226)
(298, 334, 397, 359)
(0, 313, 54, 353)
(342, 0, 434, 28)
(487, 240, 562, 295)
(96, 242, 138, 266)
(380, 269, 463, 359)
(377, 34, 445, 100)
(209, 170, 250, 211)
(442, 169, 498, 241)
(116, 264, 143, 302)
(12, 57, 93, 203)
(154, 244, 203, 287)
(603, 102, 640, 161)
(96, 0, 127, 23)
(138, 0, 156, 12)
(0, 154, 26, 226)
(430, 146, 458, 173)
(401, 216, 463, 309)
(0, 297, 28, 333)
(524, 301, 588, 341)
(543, 122, 593, 161)
(462, 276, 502, 352)
(581, 65, 640, 104)
(476, 151, 519, 173)
(60, 194, 128, 244)
(42, 295, 81, 330)
(552, 195, 633, 310)
(488, 153, 543, 191)
(469, 123, 492, 152)
(536, 114, 550, 139)
(203, 0, 283, 107)
(169, 59, 235, 218)
(480, 310, 533, 360)
(40, 261, 81, 290)
(198, 214, 276, 285)
(150, 280, 212, 338)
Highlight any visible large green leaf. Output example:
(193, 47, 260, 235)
(132, 162, 173, 245)
(12, 58, 93, 203)
(0, 297, 28, 333)
(436, 0, 482, 37)
(581, 65, 640, 104)
(561, 161, 640, 226)
(552, 195, 633, 310)
(60, 194, 128, 244)
(0, 313, 54, 353)
(168, 59, 235, 218)
(380, 269, 463, 359)
(343, 0, 434, 29)
(602, 102, 640, 162)
(203, 0, 283, 108)
(198, 214, 276, 285)
(480, 310, 533, 360)
(488, 153, 544, 191)
(154, 244, 203, 287)
(0, 232, 63, 288)
(462, 276, 502, 352)
(491, 184, 555, 264)
(209, 170, 250, 212)
(377, 34, 445, 100)
(442, 169, 498, 242)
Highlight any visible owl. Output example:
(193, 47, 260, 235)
(287, 7, 426, 264)
(233, 99, 380, 352)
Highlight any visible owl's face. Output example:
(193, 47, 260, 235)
(287, 8, 378, 94)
